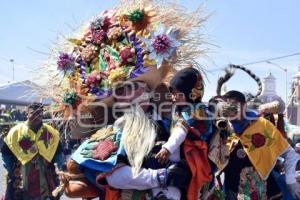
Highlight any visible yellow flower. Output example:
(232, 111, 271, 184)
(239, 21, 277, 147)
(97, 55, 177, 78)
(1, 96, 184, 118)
(108, 68, 129, 84)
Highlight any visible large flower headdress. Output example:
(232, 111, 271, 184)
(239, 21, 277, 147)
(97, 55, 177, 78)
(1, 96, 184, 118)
(37, 0, 209, 121)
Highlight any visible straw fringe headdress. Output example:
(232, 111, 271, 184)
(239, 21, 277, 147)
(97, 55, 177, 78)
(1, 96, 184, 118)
(36, 0, 210, 125)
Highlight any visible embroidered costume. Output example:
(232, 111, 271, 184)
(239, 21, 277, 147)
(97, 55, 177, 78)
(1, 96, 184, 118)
(1, 122, 63, 200)
(210, 69, 300, 199)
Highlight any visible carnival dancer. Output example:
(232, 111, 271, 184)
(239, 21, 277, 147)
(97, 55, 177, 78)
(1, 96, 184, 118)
(216, 90, 300, 200)
(161, 67, 213, 200)
(1, 102, 64, 200)
(67, 79, 191, 200)
(42, 0, 209, 198)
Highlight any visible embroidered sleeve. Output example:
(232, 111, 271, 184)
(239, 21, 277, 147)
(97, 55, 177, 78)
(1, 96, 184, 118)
(281, 145, 300, 184)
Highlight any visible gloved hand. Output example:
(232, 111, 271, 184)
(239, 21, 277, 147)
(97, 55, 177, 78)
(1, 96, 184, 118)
(287, 182, 300, 199)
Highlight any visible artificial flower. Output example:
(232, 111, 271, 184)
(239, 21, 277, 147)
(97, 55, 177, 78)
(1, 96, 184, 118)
(119, 47, 135, 64)
(81, 44, 98, 63)
(127, 9, 145, 23)
(107, 26, 123, 40)
(90, 16, 111, 32)
(18, 135, 34, 153)
(86, 71, 103, 87)
(142, 23, 181, 68)
(91, 29, 107, 45)
(57, 53, 75, 72)
(108, 67, 130, 84)
(63, 92, 79, 107)
(120, 7, 157, 35)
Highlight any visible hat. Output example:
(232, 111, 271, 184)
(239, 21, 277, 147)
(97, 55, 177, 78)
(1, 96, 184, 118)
(42, 0, 209, 123)
(170, 67, 204, 103)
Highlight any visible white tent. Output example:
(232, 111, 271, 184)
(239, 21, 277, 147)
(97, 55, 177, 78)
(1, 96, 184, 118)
(0, 80, 51, 106)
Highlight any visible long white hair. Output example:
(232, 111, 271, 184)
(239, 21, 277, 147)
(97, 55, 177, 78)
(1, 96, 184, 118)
(115, 105, 157, 176)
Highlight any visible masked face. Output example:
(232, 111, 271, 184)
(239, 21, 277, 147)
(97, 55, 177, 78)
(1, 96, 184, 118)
(114, 81, 151, 111)
(27, 107, 43, 125)
(171, 89, 187, 103)
(217, 98, 243, 120)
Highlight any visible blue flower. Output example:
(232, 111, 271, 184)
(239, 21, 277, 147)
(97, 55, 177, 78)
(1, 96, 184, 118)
(142, 23, 181, 68)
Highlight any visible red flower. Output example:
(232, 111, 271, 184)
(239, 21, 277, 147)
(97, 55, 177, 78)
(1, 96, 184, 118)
(251, 133, 266, 148)
(19, 137, 34, 151)
(91, 29, 107, 44)
(92, 139, 118, 160)
(119, 47, 135, 64)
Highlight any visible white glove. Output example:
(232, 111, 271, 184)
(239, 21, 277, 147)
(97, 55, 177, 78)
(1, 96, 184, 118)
(287, 182, 300, 199)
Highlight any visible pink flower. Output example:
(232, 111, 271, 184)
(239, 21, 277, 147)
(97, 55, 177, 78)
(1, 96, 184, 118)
(152, 34, 170, 53)
(57, 53, 75, 71)
(86, 71, 102, 87)
(91, 29, 107, 44)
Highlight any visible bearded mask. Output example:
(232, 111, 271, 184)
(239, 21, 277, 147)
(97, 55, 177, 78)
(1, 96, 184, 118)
(217, 101, 240, 119)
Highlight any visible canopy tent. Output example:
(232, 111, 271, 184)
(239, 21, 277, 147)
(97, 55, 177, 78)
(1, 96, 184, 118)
(0, 80, 51, 106)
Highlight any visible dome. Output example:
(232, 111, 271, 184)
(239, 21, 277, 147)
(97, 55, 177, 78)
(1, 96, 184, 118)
(265, 73, 275, 80)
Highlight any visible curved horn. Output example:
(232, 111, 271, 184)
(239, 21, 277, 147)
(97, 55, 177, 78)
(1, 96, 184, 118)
(216, 67, 235, 96)
(230, 64, 262, 100)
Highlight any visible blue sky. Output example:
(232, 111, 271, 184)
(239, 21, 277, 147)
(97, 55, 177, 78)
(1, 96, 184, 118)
(0, 0, 300, 101)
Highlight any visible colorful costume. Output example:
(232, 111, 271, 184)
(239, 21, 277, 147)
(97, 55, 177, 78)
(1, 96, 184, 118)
(168, 67, 215, 200)
(70, 105, 190, 200)
(174, 105, 213, 200)
(1, 122, 63, 200)
(211, 66, 300, 200)
(39, 0, 210, 199)
(222, 113, 294, 199)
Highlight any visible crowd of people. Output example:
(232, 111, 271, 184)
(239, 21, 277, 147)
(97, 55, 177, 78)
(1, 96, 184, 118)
(1, 0, 300, 199)
(2, 67, 300, 200)
(0, 108, 27, 123)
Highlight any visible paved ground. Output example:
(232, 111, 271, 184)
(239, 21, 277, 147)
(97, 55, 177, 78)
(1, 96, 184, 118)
(0, 158, 5, 196)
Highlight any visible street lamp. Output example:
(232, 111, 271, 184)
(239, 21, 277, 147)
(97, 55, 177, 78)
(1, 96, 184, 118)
(9, 59, 15, 82)
(266, 61, 288, 106)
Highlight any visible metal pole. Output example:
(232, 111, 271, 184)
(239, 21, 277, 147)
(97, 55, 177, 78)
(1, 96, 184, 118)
(266, 61, 288, 105)
(285, 68, 288, 106)
(9, 59, 14, 82)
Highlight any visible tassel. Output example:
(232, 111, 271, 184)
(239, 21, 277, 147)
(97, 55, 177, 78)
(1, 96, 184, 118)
(277, 114, 287, 138)
(52, 163, 65, 197)
(52, 184, 65, 198)
(269, 114, 276, 125)
(51, 163, 85, 197)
